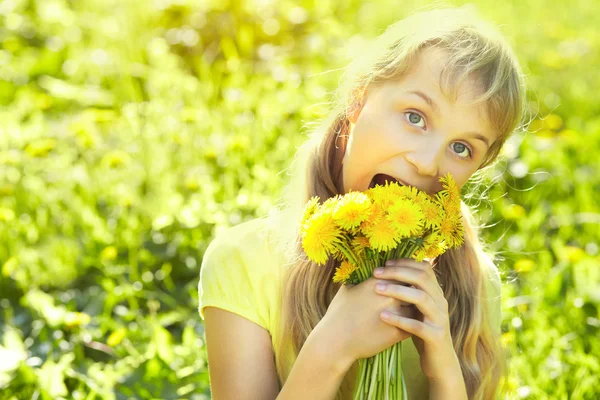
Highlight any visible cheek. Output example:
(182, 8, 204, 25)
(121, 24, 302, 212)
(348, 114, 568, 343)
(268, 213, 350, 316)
(447, 168, 476, 189)
(353, 115, 405, 152)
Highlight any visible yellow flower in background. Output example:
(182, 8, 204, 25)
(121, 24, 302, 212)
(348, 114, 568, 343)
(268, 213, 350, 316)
(333, 260, 357, 283)
(0, 207, 15, 222)
(101, 150, 131, 169)
(301, 211, 343, 265)
(100, 246, 118, 261)
(387, 199, 424, 238)
(333, 191, 372, 231)
(107, 327, 127, 347)
(24, 138, 56, 158)
(64, 311, 92, 328)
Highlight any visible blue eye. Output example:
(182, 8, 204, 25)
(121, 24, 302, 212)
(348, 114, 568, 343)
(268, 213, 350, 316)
(404, 112, 425, 128)
(452, 142, 472, 159)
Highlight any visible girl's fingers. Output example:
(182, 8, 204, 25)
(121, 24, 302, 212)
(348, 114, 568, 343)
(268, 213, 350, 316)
(388, 258, 442, 291)
(380, 311, 444, 344)
(375, 261, 446, 307)
(375, 284, 444, 325)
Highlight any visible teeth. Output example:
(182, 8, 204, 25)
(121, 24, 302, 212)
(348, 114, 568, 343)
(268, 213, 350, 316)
(369, 174, 402, 189)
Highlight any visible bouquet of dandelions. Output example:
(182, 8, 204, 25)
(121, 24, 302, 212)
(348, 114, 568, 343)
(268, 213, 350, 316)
(299, 173, 465, 400)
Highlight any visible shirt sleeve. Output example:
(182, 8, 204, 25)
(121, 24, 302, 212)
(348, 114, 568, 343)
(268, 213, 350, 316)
(198, 229, 270, 331)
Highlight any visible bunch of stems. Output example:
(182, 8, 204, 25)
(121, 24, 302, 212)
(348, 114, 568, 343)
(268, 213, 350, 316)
(339, 239, 421, 400)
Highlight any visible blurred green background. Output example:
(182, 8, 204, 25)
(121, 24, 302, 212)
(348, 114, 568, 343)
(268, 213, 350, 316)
(0, 0, 598, 399)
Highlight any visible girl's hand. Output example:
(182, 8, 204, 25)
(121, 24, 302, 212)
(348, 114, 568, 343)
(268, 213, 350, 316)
(372, 258, 460, 382)
(318, 275, 420, 367)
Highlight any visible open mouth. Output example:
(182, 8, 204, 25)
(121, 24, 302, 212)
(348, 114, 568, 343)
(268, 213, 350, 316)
(369, 173, 403, 189)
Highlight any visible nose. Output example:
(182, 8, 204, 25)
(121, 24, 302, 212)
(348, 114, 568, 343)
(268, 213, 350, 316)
(404, 141, 442, 177)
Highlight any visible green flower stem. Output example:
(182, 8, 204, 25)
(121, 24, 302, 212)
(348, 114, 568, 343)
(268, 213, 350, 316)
(399, 342, 403, 397)
(377, 349, 387, 382)
(334, 240, 368, 281)
(349, 238, 425, 399)
(354, 359, 367, 399)
(368, 353, 379, 397)
(365, 358, 372, 395)
(386, 344, 396, 395)
(338, 239, 360, 266)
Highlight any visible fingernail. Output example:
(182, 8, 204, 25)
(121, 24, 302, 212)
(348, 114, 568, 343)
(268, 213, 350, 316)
(373, 268, 384, 275)
(385, 260, 394, 267)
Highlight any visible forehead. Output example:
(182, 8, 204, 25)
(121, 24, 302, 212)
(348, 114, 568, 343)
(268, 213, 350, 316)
(394, 48, 484, 102)
(373, 47, 494, 133)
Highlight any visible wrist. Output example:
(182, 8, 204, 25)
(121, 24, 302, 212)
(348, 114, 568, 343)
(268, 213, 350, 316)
(310, 319, 355, 375)
(428, 358, 467, 400)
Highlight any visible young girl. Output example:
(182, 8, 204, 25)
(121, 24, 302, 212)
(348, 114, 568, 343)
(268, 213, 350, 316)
(199, 6, 526, 400)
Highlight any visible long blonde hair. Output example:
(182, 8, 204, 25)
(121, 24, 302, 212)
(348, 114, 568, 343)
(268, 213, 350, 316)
(266, 6, 526, 399)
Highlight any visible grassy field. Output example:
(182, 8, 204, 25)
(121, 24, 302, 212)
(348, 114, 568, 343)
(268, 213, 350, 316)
(0, 0, 599, 399)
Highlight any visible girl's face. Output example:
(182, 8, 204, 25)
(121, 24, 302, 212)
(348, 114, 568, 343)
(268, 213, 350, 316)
(339, 47, 497, 196)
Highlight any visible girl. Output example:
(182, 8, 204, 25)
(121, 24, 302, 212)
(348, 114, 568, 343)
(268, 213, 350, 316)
(199, 6, 526, 400)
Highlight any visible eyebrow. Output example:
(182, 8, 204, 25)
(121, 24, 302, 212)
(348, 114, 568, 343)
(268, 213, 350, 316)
(409, 90, 440, 114)
(407, 90, 492, 149)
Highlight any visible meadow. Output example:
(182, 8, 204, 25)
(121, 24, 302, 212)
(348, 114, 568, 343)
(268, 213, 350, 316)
(0, 0, 598, 399)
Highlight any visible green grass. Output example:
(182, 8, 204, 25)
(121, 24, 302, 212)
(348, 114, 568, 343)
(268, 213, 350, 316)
(0, 0, 598, 399)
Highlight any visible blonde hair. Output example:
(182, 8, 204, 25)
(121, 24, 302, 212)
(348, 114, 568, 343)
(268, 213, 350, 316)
(266, 6, 526, 399)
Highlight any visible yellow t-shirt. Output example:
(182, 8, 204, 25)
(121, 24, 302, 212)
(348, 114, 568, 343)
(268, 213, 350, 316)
(198, 216, 502, 398)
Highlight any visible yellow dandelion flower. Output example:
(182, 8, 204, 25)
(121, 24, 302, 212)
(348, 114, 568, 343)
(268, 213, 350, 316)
(351, 235, 371, 257)
(322, 195, 343, 213)
(359, 203, 386, 232)
(419, 197, 444, 230)
(436, 191, 461, 216)
(414, 244, 438, 262)
(436, 174, 461, 213)
(413, 233, 447, 261)
(413, 247, 427, 262)
(333, 191, 372, 231)
(362, 216, 399, 252)
(319, 194, 342, 219)
(301, 211, 343, 265)
(387, 199, 425, 238)
(398, 185, 421, 201)
(300, 196, 321, 237)
(384, 181, 406, 199)
(439, 173, 460, 201)
(366, 184, 395, 209)
(439, 216, 464, 249)
(333, 260, 358, 284)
